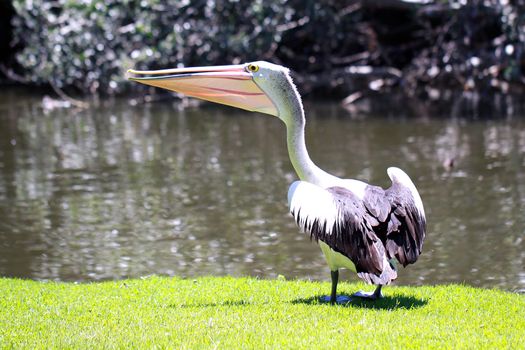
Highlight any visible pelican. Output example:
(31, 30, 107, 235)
(127, 61, 426, 304)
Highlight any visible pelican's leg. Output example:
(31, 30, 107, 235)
(352, 285, 384, 300)
(320, 270, 352, 304)
(330, 270, 339, 304)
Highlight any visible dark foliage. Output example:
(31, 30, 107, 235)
(4, 0, 525, 99)
(0, 0, 15, 76)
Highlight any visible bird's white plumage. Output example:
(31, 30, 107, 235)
(288, 181, 340, 235)
(337, 179, 367, 200)
(287, 175, 380, 238)
(387, 167, 425, 216)
(288, 181, 359, 272)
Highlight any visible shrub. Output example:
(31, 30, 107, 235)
(8, 0, 525, 97)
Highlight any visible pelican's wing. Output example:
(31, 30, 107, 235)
(384, 167, 427, 266)
(384, 186, 426, 267)
(288, 181, 395, 283)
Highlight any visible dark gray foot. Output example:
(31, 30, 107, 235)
(320, 295, 353, 304)
(352, 286, 383, 300)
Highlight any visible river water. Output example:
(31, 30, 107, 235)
(0, 89, 524, 292)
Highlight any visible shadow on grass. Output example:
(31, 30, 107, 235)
(291, 294, 428, 310)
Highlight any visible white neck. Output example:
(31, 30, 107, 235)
(282, 98, 338, 187)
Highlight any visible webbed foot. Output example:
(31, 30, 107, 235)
(352, 287, 383, 300)
(320, 295, 353, 304)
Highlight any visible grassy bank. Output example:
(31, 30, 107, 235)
(0, 276, 523, 349)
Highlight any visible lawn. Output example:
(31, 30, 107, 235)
(0, 276, 523, 349)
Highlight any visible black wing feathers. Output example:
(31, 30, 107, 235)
(325, 187, 386, 276)
(385, 183, 426, 266)
(291, 182, 426, 284)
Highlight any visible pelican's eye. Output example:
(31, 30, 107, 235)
(247, 64, 259, 73)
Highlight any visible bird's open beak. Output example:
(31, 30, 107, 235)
(127, 64, 278, 116)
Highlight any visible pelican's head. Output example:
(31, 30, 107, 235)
(127, 61, 303, 123)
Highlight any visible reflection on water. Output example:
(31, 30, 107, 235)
(0, 89, 524, 291)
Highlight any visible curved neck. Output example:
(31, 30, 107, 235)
(283, 100, 337, 187)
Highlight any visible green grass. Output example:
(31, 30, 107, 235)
(0, 276, 523, 349)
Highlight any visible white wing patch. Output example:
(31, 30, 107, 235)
(387, 167, 425, 217)
(288, 181, 340, 235)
